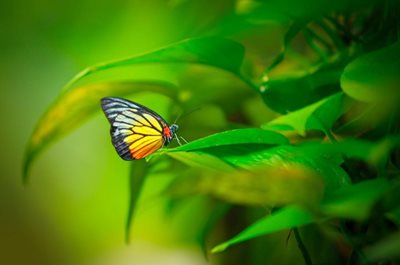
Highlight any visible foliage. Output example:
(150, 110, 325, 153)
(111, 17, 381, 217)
(24, 0, 400, 264)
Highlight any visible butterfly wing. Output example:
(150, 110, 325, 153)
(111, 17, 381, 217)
(100, 97, 168, 160)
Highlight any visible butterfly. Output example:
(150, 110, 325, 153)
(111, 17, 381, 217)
(100, 97, 179, 160)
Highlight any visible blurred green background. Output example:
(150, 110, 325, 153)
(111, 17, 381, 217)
(0, 1, 283, 264)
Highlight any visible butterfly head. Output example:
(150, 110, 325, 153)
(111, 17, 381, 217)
(170, 124, 179, 135)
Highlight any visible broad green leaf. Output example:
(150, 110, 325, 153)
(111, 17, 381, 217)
(321, 178, 390, 220)
(197, 144, 289, 168)
(63, 37, 246, 91)
(23, 81, 177, 182)
(166, 151, 235, 172)
(297, 139, 374, 161)
(341, 41, 400, 103)
(198, 139, 352, 190)
(170, 128, 289, 152)
(181, 134, 400, 192)
(262, 92, 348, 136)
(193, 136, 400, 193)
(212, 205, 315, 253)
(298, 136, 400, 169)
(168, 127, 397, 209)
(261, 58, 347, 113)
(167, 129, 351, 191)
(165, 132, 349, 206)
(126, 160, 148, 243)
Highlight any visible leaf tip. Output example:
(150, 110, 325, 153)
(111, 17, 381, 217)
(211, 244, 227, 253)
(125, 230, 131, 245)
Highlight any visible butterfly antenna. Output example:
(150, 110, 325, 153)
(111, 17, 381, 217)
(171, 107, 199, 146)
(173, 106, 202, 124)
(173, 111, 182, 125)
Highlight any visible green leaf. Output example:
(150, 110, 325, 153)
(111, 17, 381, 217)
(23, 81, 177, 182)
(341, 41, 400, 103)
(261, 58, 347, 113)
(166, 151, 235, 172)
(262, 92, 348, 136)
(212, 205, 315, 253)
(126, 160, 149, 243)
(321, 178, 390, 220)
(202, 144, 350, 188)
(167, 131, 399, 208)
(63, 37, 246, 91)
(167, 130, 351, 191)
(298, 136, 400, 169)
(170, 128, 289, 152)
(167, 143, 350, 199)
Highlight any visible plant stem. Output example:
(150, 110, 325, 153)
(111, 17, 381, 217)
(293, 228, 313, 265)
(237, 73, 260, 93)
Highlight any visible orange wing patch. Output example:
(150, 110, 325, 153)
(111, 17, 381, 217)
(128, 135, 161, 150)
(131, 137, 163, 159)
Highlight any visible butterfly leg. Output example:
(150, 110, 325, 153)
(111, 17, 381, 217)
(180, 136, 188, 144)
(175, 134, 182, 146)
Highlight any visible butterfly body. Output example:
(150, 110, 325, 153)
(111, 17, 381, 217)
(164, 124, 179, 145)
(100, 97, 178, 160)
